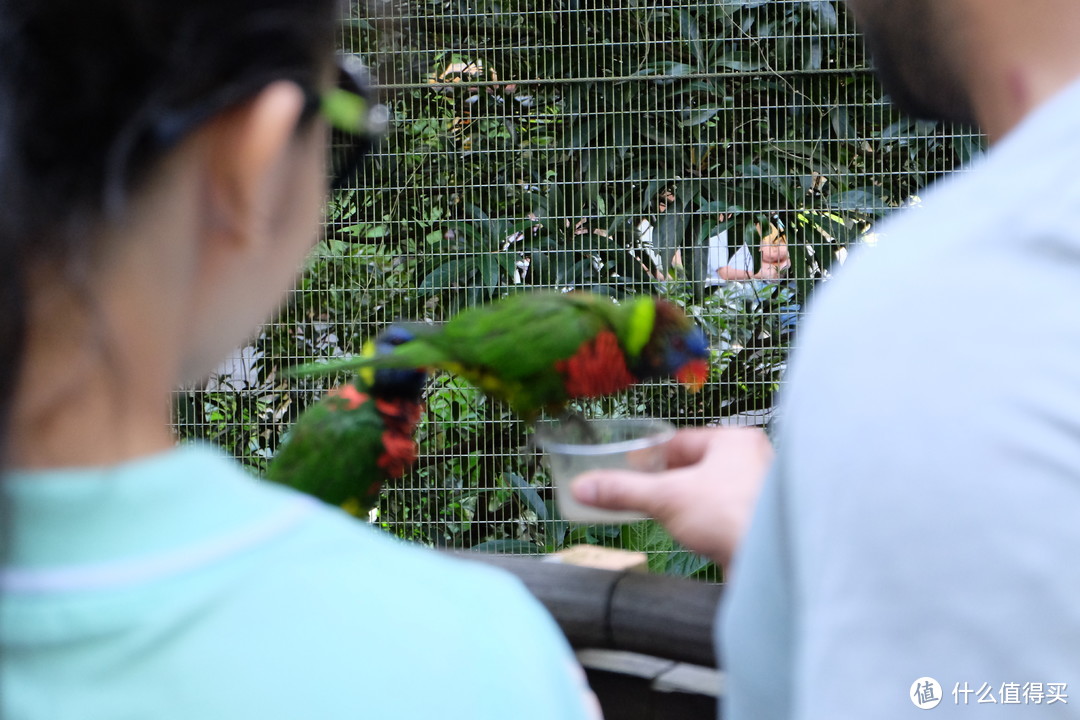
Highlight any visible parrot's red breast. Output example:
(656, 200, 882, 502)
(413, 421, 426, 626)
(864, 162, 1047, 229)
(554, 330, 636, 398)
(374, 397, 423, 479)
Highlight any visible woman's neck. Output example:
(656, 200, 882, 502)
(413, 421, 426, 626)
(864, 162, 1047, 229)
(10, 273, 179, 469)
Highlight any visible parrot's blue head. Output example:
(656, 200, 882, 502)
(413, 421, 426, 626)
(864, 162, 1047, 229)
(376, 324, 417, 351)
(371, 325, 428, 401)
(631, 300, 711, 390)
(666, 324, 710, 391)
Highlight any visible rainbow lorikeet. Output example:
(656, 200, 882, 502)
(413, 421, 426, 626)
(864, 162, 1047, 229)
(266, 327, 427, 515)
(290, 291, 709, 423)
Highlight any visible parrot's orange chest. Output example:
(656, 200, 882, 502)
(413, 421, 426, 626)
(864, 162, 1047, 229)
(554, 330, 636, 398)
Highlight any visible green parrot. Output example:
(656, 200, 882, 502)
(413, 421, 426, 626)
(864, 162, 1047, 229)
(266, 327, 427, 516)
(289, 291, 709, 423)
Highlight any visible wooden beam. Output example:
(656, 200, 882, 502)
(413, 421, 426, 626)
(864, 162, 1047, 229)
(610, 570, 722, 668)
(577, 649, 721, 720)
(452, 551, 724, 668)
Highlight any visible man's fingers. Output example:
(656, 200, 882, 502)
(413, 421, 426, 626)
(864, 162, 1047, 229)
(663, 428, 720, 468)
(665, 426, 770, 468)
(571, 428, 770, 511)
(570, 470, 669, 515)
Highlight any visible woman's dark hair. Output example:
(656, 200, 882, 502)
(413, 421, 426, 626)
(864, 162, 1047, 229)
(0, 0, 339, 470)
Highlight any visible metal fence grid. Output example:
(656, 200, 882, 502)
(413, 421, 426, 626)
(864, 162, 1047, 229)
(172, 0, 982, 578)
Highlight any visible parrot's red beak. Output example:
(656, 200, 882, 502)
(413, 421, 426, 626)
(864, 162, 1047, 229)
(676, 359, 709, 392)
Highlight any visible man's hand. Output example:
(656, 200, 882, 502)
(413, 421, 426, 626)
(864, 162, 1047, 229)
(570, 427, 772, 567)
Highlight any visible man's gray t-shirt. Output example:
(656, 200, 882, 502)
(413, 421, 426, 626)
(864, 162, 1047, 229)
(721, 77, 1080, 718)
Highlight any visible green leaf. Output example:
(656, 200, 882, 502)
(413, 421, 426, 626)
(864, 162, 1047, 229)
(698, 200, 744, 215)
(877, 119, 916, 140)
(637, 120, 677, 145)
(679, 106, 723, 127)
(830, 188, 885, 212)
(465, 203, 490, 223)
(715, 56, 763, 72)
(501, 472, 549, 521)
(829, 107, 856, 141)
(567, 117, 606, 150)
(419, 259, 470, 294)
(664, 550, 713, 578)
(632, 62, 695, 81)
(478, 254, 503, 293)
(954, 135, 986, 165)
(679, 10, 708, 71)
(470, 539, 543, 554)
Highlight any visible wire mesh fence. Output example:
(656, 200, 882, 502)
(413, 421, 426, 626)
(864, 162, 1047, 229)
(172, 0, 983, 579)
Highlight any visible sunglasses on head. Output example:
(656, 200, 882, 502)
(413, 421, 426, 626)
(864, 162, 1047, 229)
(151, 54, 387, 192)
(316, 54, 388, 191)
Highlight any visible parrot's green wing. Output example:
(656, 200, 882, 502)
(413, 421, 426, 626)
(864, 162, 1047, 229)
(420, 293, 628, 415)
(288, 294, 611, 379)
(432, 293, 613, 374)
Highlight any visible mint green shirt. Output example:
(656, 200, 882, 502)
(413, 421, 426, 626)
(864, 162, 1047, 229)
(2, 445, 601, 719)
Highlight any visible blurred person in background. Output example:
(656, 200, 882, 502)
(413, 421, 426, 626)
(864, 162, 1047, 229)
(715, 219, 790, 282)
(0, 2, 600, 717)
(574, 0, 1080, 716)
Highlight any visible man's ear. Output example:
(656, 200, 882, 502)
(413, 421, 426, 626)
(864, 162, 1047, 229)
(199, 81, 309, 251)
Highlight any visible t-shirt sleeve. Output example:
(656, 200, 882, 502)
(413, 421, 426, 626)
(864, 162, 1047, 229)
(727, 243, 754, 273)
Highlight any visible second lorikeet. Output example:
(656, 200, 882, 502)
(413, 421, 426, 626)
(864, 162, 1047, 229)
(266, 327, 427, 515)
(290, 291, 709, 423)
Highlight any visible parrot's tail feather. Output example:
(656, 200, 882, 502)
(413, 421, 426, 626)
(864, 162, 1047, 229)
(286, 357, 377, 379)
(286, 344, 446, 379)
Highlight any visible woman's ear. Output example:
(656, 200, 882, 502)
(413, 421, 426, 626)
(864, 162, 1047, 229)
(178, 80, 327, 383)
(198, 80, 310, 252)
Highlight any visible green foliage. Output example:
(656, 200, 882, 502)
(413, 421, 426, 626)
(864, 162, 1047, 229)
(173, 387, 285, 473)
(704, 280, 800, 414)
(345, 0, 980, 308)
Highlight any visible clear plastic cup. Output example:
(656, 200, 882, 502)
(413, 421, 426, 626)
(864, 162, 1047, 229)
(534, 417, 675, 524)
